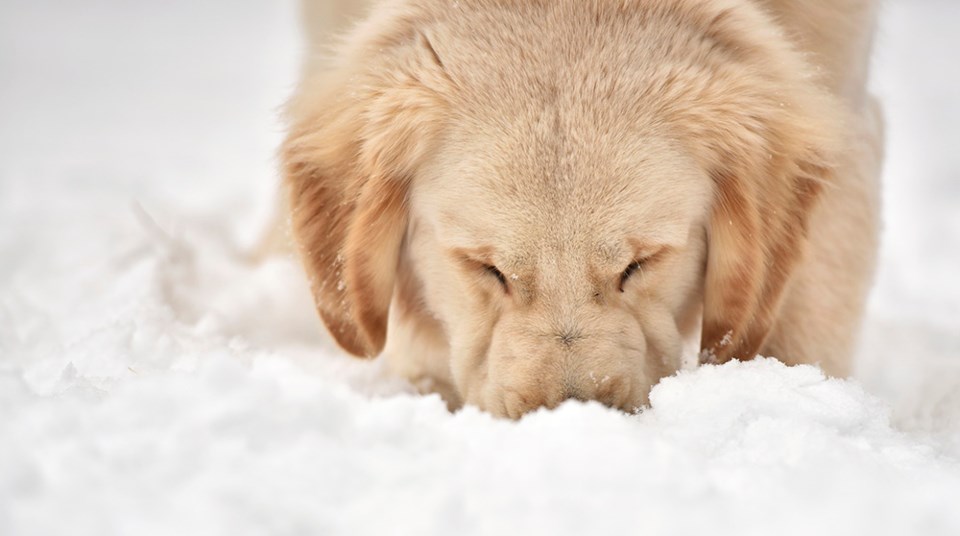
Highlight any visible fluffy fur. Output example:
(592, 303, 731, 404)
(280, 0, 882, 418)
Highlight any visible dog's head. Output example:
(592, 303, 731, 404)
(283, 0, 843, 418)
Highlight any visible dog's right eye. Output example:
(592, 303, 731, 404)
(484, 264, 509, 292)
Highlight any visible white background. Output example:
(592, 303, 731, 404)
(1, 1, 958, 534)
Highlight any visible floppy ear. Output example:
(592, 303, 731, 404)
(698, 145, 831, 364)
(691, 76, 846, 363)
(641, 0, 851, 365)
(281, 23, 448, 357)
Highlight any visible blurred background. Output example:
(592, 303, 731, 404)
(0, 0, 959, 531)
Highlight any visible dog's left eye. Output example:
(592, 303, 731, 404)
(618, 260, 644, 292)
(484, 264, 509, 291)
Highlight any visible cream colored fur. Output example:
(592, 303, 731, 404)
(281, 0, 882, 418)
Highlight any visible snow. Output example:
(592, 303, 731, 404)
(1, 0, 959, 534)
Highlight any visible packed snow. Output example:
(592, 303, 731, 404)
(1, 0, 959, 534)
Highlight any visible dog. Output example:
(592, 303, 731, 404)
(279, 0, 883, 418)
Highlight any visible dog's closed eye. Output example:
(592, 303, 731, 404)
(618, 260, 644, 292)
(618, 248, 667, 293)
(484, 264, 509, 292)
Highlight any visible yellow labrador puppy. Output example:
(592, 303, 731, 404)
(281, 0, 883, 418)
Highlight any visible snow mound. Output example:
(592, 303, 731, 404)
(4, 333, 960, 536)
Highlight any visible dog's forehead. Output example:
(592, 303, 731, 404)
(414, 123, 710, 262)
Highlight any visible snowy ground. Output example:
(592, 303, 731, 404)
(1, 1, 959, 534)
